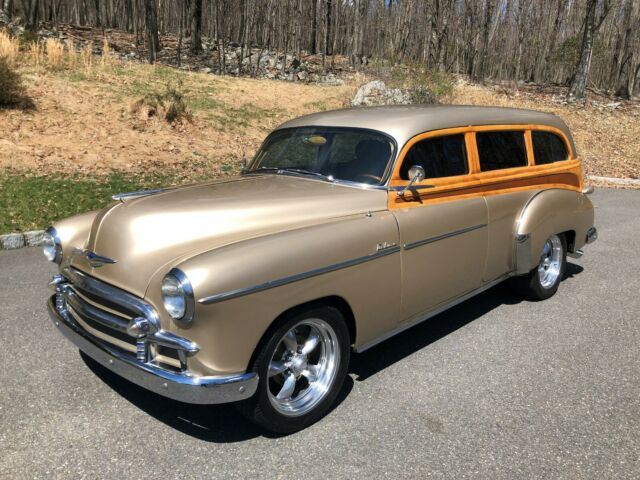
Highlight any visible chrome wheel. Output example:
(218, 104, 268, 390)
(538, 234, 563, 289)
(267, 318, 340, 417)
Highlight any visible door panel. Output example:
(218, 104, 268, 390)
(392, 197, 489, 322)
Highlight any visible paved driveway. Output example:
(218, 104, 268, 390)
(0, 189, 638, 479)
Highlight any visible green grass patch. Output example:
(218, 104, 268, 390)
(0, 172, 178, 233)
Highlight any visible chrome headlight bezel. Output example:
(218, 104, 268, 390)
(161, 268, 195, 326)
(43, 226, 63, 264)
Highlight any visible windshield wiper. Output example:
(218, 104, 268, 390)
(246, 167, 334, 182)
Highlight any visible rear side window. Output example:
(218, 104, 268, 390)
(400, 134, 468, 180)
(532, 131, 569, 164)
(477, 131, 527, 171)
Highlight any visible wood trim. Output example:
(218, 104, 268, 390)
(388, 124, 582, 210)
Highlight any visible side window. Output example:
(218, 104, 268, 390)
(400, 134, 468, 180)
(532, 131, 569, 164)
(477, 131, 527, 172)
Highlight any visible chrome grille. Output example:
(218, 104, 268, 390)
(54, 267, 198, 372)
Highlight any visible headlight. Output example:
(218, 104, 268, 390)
(43, 226, 62, 264)
(161, 269, 195, 325)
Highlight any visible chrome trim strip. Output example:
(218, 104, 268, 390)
(403, 224, 487, 251)
(63, 267, 161, 330)
(199, 246, 401, 305)
(355, 273, 511, 353)
(48, 296, 258, 404)
(111, 188, 168, 201)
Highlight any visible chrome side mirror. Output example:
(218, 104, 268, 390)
(397, 165, 428, 197)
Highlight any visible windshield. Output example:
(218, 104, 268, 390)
(247, 127, 396, 185)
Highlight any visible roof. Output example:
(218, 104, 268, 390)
(276, 105, 576, 154)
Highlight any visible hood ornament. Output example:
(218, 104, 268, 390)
(73, 248, 117, 268)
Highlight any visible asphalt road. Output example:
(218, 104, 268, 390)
(1, 188, 638, 479)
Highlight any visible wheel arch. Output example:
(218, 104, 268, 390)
(245, 295, 357, 372)
(514, 188, 593, 275)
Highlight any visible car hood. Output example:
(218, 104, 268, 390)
(71, 175, 388, 297)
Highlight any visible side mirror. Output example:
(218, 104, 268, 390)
(397, 165, 430, 198)
(408, 165, 426, 183)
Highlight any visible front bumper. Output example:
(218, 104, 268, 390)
(48, 295, 258, 404)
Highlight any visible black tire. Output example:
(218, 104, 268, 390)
(510, 233, 567, 301)
(236, 304, 350, 434)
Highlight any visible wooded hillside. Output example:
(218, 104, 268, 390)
(1, 0, 639, 100)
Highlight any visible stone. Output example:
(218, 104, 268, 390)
(0, 234, 25, 250)
(351, 80, 412, 106)
(23, 230, 47, 247)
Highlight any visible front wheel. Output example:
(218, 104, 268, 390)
(510, 233, 567, 300)
(236, 305, 350, 434)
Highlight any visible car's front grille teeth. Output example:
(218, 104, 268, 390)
(61, 268, 187, 373)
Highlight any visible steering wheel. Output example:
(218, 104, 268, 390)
(354, 173, 383, 184)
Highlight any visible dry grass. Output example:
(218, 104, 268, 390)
(27, 41, 42, 67)
(81, 41, 93, 69)
(101, 38, 111, 67)
(0, 32, 20, 66)
(0, 61, 351, 178)
(65, 39, 78, 68)
(45, 38, 64, 69)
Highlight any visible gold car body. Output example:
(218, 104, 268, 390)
(46, 105, 596, 404)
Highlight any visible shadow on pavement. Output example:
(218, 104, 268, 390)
(81, 351, 353, 442)
(80, 263, 582, 441)
(350, 263, 582, 381)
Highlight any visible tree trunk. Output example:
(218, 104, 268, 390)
(612, 0, 634, 98)
(27, 0, 40, 30)
(568, 0, 597, 100)
(311, 0, 317, 54)
(474, 0, 493, 82)
(325, 0, 332, 56)
(190, 0, 202, 54)
(144, 0, 160, 63)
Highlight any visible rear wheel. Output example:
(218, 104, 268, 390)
(236, 305, 350, 434)
(511, 233, 566, 300)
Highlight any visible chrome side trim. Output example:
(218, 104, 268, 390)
(355, 273, 511, 353)
(403, 224, 487, 251)
(199, 246, 401, 305)
(111, 188, 168, 201)
(48, 296, 257, 404)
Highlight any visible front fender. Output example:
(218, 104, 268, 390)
(514, 189, 594, 274)
(146, 211, 402, 375)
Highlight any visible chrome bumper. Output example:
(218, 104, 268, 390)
(47, 295, 258, 404)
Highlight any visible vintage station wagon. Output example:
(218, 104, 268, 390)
(45, 105, 597, 433)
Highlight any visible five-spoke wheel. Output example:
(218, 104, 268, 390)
(237, 305, 350, 434)
(511, 233, 567, 300)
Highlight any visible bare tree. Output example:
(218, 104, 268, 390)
(144, 0, 160, 63)
(190, 0, 202, 54)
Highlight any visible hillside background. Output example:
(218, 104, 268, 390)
(1, 0, 639, 234)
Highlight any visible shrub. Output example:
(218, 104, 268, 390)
(129, 81, 192, 124)
(0, 57, 28, 107)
